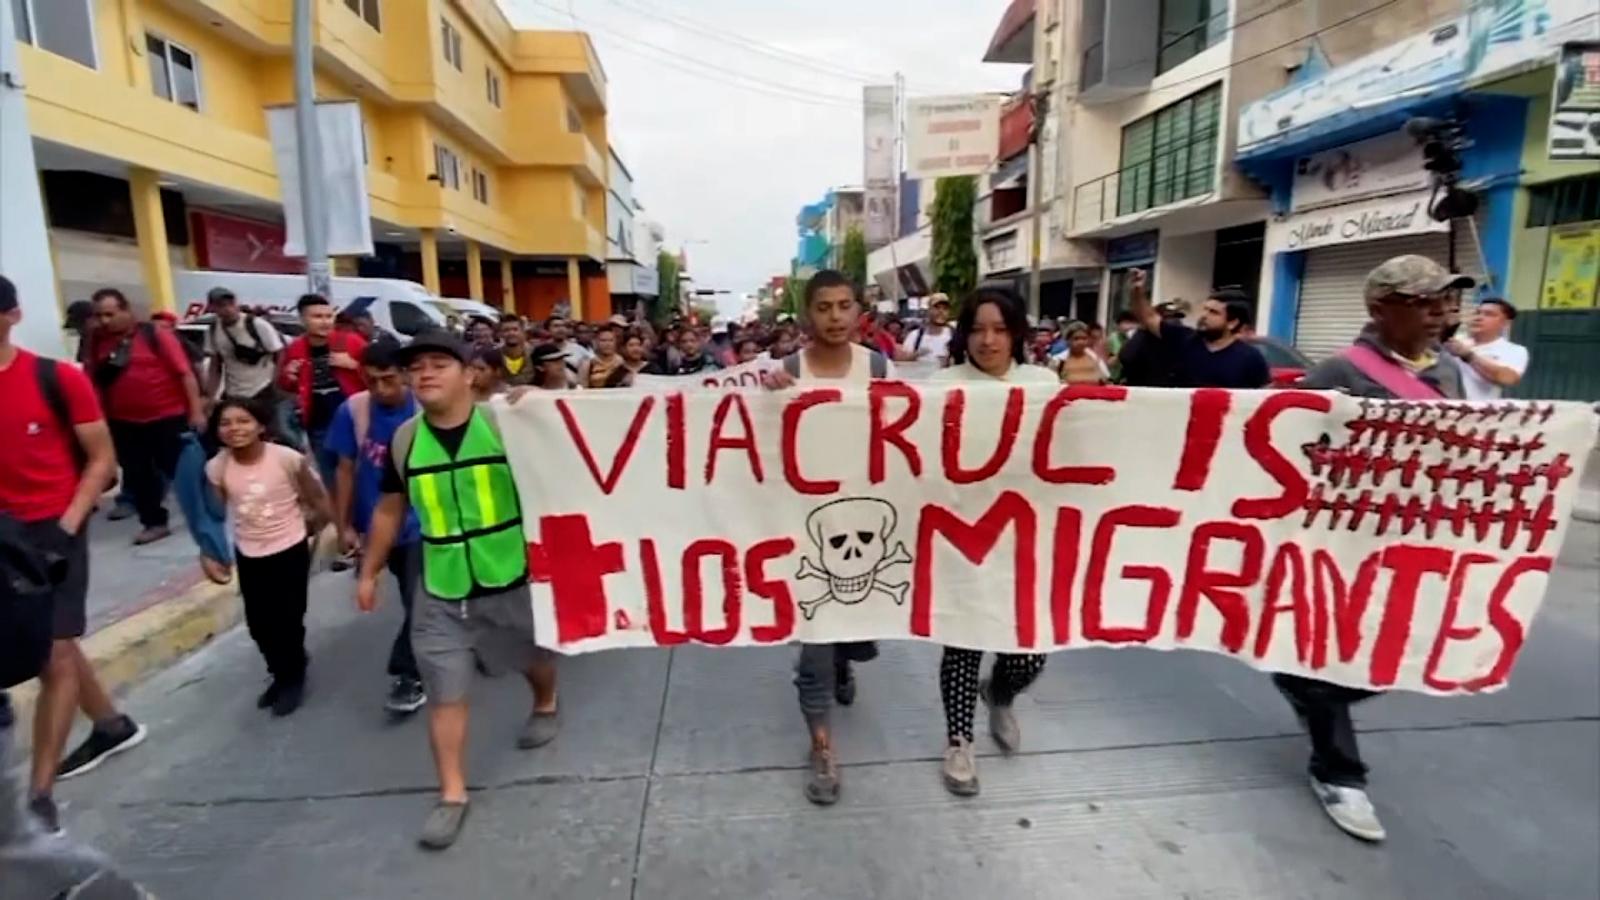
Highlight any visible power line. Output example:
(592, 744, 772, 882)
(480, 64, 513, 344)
(520, 1, 863, 109)
(596, 0, 972, 94)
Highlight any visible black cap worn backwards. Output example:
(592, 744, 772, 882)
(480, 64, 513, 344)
(395, 328, 471, 365)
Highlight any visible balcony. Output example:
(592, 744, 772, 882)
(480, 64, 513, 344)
(1071, 132, 1219, 233)
(1078, 0, 1158, 103)
(983, 0, 1036, 64)
(997, 95, 1034, 162)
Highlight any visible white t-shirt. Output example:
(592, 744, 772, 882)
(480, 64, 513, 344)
(931, 361, 1058, 384)
(1459, 336, 1529, 401)
(210, 315, 285, 398)
(902, 325, 953, 364)
(795, 344, 897, 384)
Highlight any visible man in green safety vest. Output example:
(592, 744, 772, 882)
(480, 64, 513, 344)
(356, 328, 558, 852)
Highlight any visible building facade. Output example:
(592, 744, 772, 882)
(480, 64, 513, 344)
(605, 147, 659, 318)
(12, 0, 614, 323)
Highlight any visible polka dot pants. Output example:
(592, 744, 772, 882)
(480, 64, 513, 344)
(940, 648, 1047, 744)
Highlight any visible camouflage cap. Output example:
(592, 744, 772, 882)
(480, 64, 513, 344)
(1364, 254, 1476, 303)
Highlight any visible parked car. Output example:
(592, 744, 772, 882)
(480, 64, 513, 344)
(1246, 334, 1313, 387)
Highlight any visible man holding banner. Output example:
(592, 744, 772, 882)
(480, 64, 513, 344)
(768, 270, 895, 805)
(355, 328, 558, 851)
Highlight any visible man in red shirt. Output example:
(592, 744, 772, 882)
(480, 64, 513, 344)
(0, 276, 146, 835)
(278, 294, 366, 488)
(84, 288, 206, 545)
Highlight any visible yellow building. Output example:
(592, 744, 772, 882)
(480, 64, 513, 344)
(15, 0, 612, 320)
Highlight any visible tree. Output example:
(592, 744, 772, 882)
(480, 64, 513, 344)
(656, 250, 680, 325)
(841, 225, 868, 289)
(930, 176, 978, 305)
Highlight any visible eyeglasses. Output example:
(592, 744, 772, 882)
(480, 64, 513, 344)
(1378, 291, 1442, 308)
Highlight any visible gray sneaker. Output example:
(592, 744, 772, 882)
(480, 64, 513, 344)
(1310, 777, 1386, 842)
(804, 747, 840, 806)
(942, 738, 979, 797)
(980, 679, 1021, 755)
(418, 800, 470, 850)
(516, 710, 559, 749)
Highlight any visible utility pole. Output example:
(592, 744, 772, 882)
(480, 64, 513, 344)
(292, 0, 331, 298)
(887, 71, 905, 307)
(1026, 86, 1048, 320)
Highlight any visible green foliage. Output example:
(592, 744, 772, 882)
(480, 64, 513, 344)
(784, 274, 808, 316)
(655, 250, 680, 325)
(841, 225, 868, 289)
(930, 176, 978, 306)
(693, 302, 719, 324)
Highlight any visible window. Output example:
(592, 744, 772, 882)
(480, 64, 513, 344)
(440, 17, 463, 71)
(566, 105, 582, 134)
(344, 0, 380, 30)
(471, 168, 490, 204)
(146, 33, 201, 112)
(432, 143, 461, 190)
(13, 0, 98, 69)
(389, 301, 432, 337)
(1117, 84, 1221, 216)
(1157, 0, 1227, 74)
(486, 68, 502, 107)
(1526, 174, 1600, 227)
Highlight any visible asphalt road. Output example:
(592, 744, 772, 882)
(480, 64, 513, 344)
(50, 522, 1600, 900)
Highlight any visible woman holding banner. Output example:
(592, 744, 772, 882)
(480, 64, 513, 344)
(577, 325, 625, 389)
(930, 287, 1055, 796)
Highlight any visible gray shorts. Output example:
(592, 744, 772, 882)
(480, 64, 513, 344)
(411, 585, 554, 704)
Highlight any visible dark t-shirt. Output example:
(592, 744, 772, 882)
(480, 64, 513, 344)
(307, 345, 344, 431)
(1117, 328, 1180, 387)
(1159, 321, 1271, 389)
(379, 418, 469, 495)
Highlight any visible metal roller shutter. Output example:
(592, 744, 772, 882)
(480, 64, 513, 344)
(1294, 222, 1485, 361)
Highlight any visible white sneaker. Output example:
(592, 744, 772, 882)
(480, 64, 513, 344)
(941, 738, 979, 797)
(1310, 777, 1386, 842)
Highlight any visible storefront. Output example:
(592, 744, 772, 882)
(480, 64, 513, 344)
(1103, 230, 1158, 321)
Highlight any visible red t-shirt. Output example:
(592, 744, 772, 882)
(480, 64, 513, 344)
(0, 349, 104, 523)
(87, 326, 192, 423)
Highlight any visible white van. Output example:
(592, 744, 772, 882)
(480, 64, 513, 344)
(173, 270, 448, 339)
(435, 297, 504, 326)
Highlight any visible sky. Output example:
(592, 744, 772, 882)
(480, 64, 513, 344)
(501, 0, 1022, 295)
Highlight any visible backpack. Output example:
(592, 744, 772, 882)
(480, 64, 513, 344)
(782, 348, 889, 380)
(214, 314, 271, 366)
(348, 391, 373, 451)
(142, 322, 204, 375)
(35, 356, 87, 472)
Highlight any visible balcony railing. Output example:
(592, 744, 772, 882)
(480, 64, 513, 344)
(1071, 133, 1219, 231)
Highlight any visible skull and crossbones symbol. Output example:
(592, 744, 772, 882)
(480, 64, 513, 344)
(795, 498, 912, 621)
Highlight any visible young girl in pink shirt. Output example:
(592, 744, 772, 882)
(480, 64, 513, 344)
(207, 398, 333, 717)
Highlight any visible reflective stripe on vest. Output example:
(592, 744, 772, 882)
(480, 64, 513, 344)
(406, 411, 527, 600)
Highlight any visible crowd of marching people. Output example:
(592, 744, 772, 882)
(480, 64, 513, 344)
(0, 246, 1536, 876)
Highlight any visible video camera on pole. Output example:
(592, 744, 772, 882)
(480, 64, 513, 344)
(1405, 116, 1480, 222)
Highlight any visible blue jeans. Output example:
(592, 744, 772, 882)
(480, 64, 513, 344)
(307, 427, 340, 490)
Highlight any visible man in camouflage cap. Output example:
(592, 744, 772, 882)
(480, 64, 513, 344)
(1299, 254, 1474, 400)
(1281, 254, 1474, 845)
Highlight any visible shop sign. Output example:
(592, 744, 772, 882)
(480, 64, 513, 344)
(1291, 132, 1430, 212)
(905, 93, 1002, 180)
(190, 210, 300, 274)
(863, 85, 898, 246)
(1267, 191, 1448, 254)
(1548, 42, 1600, 160)
(1240, 20, 1469, 150)
(1540, 222, 1600, 309)
(1106, 230, 1159, 268)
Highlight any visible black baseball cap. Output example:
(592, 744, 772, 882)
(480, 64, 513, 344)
(206, 287, 237, 306)
(396, 328, 470, 365)
(0, 275, 16, 313)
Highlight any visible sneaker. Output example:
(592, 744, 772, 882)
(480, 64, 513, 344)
(834, 660, 857, 706)
(257, 680, 282, 710)
(385, 677, 428, 715)
(942, 738, 980, 797)
(1310, 777, 1386, 842)
(418, 800, 470, 850)
(271, 681, 305, 717)
(28, 793, 62, 835)
(106, 503, 135, 522)
(804, 746, 840, 806)
(57, 716, 147, 780)
(132, 526, 172, 546)
(516, 710, 559, 749)
(980, 678, 1021, 755)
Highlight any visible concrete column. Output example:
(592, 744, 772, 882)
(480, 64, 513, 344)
(420, 228, 441, 296)
(128, 167, 175, 314)
(466, 240, 484, 301)
(500, 255, 515, 313)
(566, 257, 583, 320)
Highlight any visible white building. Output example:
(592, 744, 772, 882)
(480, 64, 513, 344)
(607, 148, 659, 317)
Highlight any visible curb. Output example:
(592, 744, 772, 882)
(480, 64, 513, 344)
(8, 577, 240, 747)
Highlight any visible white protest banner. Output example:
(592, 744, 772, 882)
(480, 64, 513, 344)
(498, 385, 1596, 695)
(632, 358, 781, 392)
